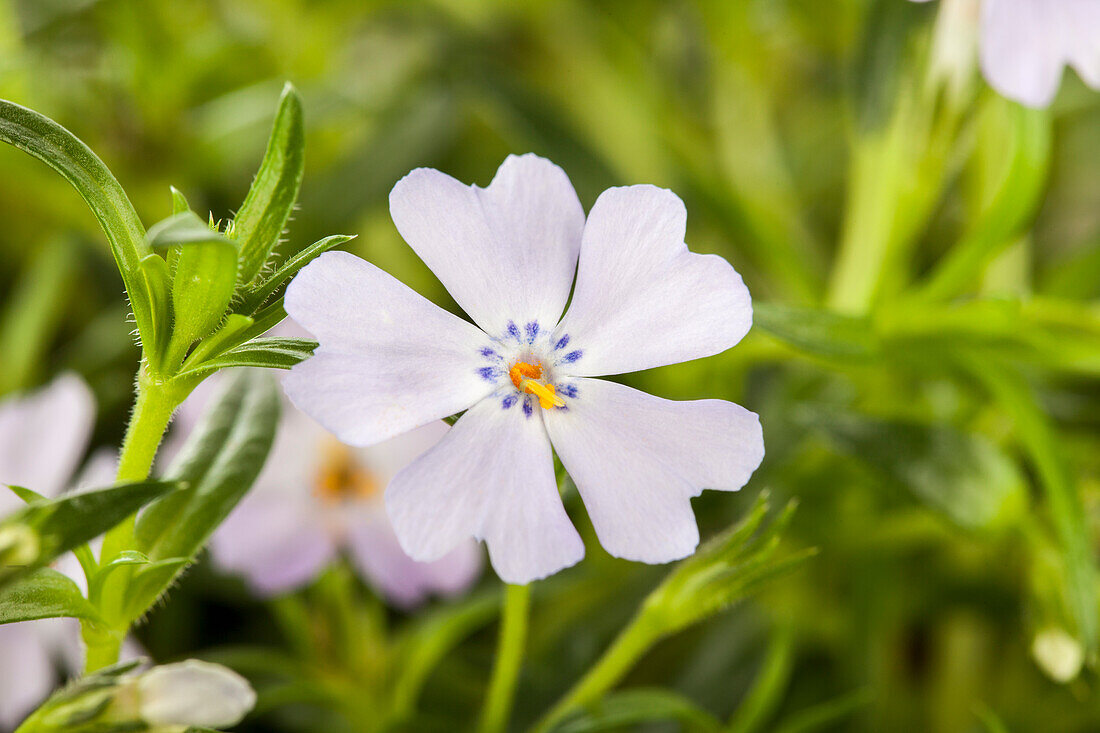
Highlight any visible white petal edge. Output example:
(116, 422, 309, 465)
(0, 374, 95, 509)
(284, 251, 497, 446)
(554, 185, 752, 378)
(980, 0, 1066, 108)
(386, 395, 584, 585)
(389, 154, 585, 335)
(543, 378, 764, 564)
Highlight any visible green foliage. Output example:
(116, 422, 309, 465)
(0, 568, 101, 624)
(0, 481, 179, 589)
(232, 83, 306, 286)
(126, 370, 280, 621)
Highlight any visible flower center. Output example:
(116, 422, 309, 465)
(314, 440, 379, 503)
(508, 360, 564, 409)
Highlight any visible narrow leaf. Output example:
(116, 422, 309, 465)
(233, 83, 305, 285)
(238, 234, 353, 315)
(175, 337, 317, 379)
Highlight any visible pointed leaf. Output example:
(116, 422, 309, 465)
(175, 336, 317, 379)
(238, 234, 353, 314)
(233, 83, 305, 285)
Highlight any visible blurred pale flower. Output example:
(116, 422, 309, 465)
(0, 375, 95, 731)
(913, 0, 1100, 107)
(172, 343, 483, 607)
(127, 660, 255, 729)
(0, 382, 141, 732)
(1031, 627, 1084, 683)
(283, 154, 764, 584)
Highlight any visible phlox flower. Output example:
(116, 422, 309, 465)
(283, 154, 765, 585)
(913, 0, 1100, 107)
(173, 350, 483, 607)
(0, 377, 138, 730)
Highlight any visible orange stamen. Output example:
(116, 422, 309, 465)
(314, 440, 379, 503)
(508, 361, 565, 409)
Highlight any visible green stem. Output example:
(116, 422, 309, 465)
(478, 584, 531, 733)
(532, 611, 662, 733)
(85, 366, 181, 672)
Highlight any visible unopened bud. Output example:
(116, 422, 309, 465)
(130, 660, 255, 729)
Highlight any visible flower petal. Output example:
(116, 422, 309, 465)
(0, 374, 95, 506)
(284, 251, 497, 446)
(210, 491, 336, 596)
(980, 0, 1066, 108)
(389, 154, 585, 335)
(544, 378, 764, 563)
(554, 186, 752, 377)
(345, 509, 483, 607)
(1060, 0, 1100, 91)
(386, 395, 584, 584)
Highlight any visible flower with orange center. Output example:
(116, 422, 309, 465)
(285, 154, 763, 585)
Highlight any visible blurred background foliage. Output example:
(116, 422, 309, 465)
(2, 0, 1100, 731)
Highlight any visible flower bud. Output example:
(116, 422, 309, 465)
(132, 660, 256, 729)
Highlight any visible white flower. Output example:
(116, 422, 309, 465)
(913, 0, 1100, 108)
(131, 660, 255, 729)
(283, 154, 764, 585)
(0, 379, 141, 731)
(169, 332, 483, 607)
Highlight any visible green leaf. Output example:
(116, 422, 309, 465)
(233, 82, 305, 285)
(1, 480, 180, 588)
(753, 303, 878, 361)
(170, 185, 191, 215)
(129, 371, 279, 618)
(88, 551, 149, 605)
(238, 234, 353, 315)
(0, 568, 102, 623)
(148, 211, 240, 367)
(175, 337, 317, 379)
(0, 98, 148, 322)
(812, 413, 1028, 530)
(552, 689, 722, 733)
(139, 253, 172, 366)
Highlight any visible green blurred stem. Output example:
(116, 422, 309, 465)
(532, 611, 663, 733)
(479, 584, 531, 733)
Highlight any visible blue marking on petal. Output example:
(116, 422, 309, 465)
(506, 321, 522, 341)
(522, 399, 533, 418)
(561, 350, 583, 364)
(480, 347, 503, 360)
(558, 384, 578, 399)
(525, 321, 540, 344)
(554, 335, 570, 350)
(502, 394, 517, 410)
(477, 367, 500, 382)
